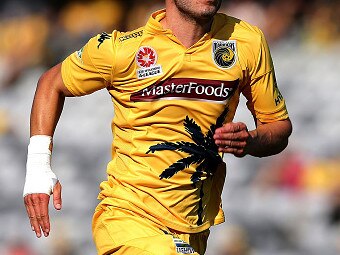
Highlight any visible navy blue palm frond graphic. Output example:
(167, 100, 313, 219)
(146, 107, 229, 225)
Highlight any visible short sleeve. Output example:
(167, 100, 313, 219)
(242, 29, 289, 123)
(61, 32, 116, 96)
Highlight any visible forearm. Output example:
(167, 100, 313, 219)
(30, 86, 65, 137)
(246, 119, 292, 157)
(30, 63, 72, 137)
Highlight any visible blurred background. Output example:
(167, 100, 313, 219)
(0, 0, 339, 254)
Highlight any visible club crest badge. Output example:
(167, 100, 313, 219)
(136, 46, 163, 79)
(212, 40, 237, 69)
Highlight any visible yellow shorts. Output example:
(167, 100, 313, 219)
(92, 204, 210, 255)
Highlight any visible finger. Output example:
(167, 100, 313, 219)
(214, 131, 248, 142)
(215, 122, 247, 135)
(24, 195, 36, 231)
(214, 125, 248, 141)
(215, 130, 250, 146)
(30, 194, 49, 238)
(214, 131, 249, 148)
(30, 194, 44, 237)
(218, 146, 246, 157)
(214, 124, 235, 135)
(38, 193, 51, 236)
(26, 195, 42, 238)
(217, 140, 247, 149)
(53, 181, 62, 210)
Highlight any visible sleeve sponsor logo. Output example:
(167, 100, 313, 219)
(119, 30, 143, 42)
(212, 40, 237, 69)
(97, 32, 112, 48)
(173, 237, 196, 254)
(130, 78, 239, 103)
(274, 82, 284, 106)
(136, 46, 163, 79)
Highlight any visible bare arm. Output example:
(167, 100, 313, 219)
(214, 118, 292, 158)
(24, 63, 73, 238)
(246, 119, 292, 157)
(30, 63, 73, 136)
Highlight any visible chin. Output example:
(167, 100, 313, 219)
(174, 0, 221, 20)
(195, 9, 219, 20)
(198, 1, 221, 17)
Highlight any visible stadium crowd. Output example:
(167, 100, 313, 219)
(0, 0, 339, 254)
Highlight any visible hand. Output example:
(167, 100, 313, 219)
(23, 181, 62, 238)
(214, 122, 250, 157)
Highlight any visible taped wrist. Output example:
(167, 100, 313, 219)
(23, 135, 58, 197)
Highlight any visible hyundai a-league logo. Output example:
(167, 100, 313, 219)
(212, 40, 237, 69)
(136, 46, 157, 68)
(136, 46, 163, 79)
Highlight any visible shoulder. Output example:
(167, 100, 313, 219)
(107, 27, 146, 65)
(116, 27, 145, 44)
(84, 26, 145, 51)
(214, 13, 264, 42)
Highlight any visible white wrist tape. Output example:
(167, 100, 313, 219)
(23, 135, 58, 197)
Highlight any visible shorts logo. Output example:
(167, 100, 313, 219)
(212, 40, 237, 69)
(173, 237, 196, 254)
(136, 46, 163, 79)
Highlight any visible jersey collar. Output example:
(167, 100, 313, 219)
(144, 9, 168, 34)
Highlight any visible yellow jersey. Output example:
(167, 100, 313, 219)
(61, 9, 288, 233)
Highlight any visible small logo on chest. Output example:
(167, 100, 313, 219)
(136, 46, 163, 79)
(212, 40, 237, 69)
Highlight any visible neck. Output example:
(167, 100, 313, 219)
(161, 6, 213, 48)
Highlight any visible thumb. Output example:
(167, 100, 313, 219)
(53, 181, 62, 210)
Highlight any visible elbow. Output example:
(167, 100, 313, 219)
(285, 118, 293, 138)
(282, 118, 293, 149)
(278, 137, 289, 154)
(257, 118, 293, 157)
(274, 118, 293, 155)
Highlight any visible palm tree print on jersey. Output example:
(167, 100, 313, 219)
(146, 107, 229, 225)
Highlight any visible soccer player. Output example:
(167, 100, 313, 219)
(23, 0, 292, 254)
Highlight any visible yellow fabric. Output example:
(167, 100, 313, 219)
(93, 204, 209, 255)
(61, 9, 289, 235)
